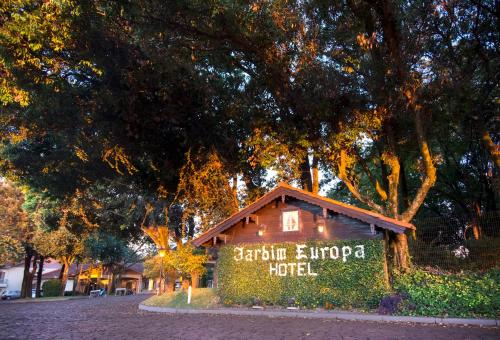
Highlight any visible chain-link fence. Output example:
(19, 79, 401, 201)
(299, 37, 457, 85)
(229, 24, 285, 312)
(409, 211, 500, 272)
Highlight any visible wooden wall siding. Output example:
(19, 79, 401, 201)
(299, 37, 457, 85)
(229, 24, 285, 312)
(218, 198, 381, 246)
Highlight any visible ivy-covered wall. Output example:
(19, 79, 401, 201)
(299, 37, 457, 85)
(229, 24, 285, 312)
(217, 240, 388, 309)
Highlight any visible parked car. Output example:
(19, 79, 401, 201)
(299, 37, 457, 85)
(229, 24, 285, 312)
(1, 290, 21, 300)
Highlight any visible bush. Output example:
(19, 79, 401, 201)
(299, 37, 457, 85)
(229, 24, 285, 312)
(409, 238, 500, 272)
(393, 268, 500, 318)
(42, 279, 62, 297)
(217, 240, 388, 309)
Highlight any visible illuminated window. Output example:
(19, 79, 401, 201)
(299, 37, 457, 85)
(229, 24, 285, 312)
(282, 210, 299, 232)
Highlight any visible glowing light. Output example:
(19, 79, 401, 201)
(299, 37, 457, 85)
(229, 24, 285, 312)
(317, 225, 324, 233)
(258, 229, 264, 237)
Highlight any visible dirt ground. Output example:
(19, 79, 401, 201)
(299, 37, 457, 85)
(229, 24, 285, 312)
(0, 294, 498, 339)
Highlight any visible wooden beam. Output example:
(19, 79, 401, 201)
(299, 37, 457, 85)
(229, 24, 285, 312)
(249, 214, 259, 225)
(219, 233, 229, 244)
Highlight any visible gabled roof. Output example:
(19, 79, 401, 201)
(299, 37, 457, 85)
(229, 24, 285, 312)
(68, 262, 144, 276)
(41, 269, 61, 280)
(192, 183, 414, 246)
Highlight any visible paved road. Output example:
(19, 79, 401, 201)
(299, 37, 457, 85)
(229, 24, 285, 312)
(0, 295, 498, 339)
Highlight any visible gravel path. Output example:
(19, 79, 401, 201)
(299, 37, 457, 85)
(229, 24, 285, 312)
(0, 295, 498, 339)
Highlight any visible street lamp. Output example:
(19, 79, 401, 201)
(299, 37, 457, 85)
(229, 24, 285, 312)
(158, 249, 167, 294)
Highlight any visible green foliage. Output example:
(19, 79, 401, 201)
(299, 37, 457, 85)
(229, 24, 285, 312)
(42, 279, 62, 297)
(409, 237, 500, 272)
(0, 0, 498, 272)
(84, 231, 130, 266)
(0, 179, 29, 265)
(143, 243, 207, 279)
(33, 227, 83, 263)
(393, 269, 500, 318)
(217, 240, 388, 309)
(243, 128, 307, 184)
(0, 235, 23, 266)
(177, 150, 238, 233)
(174, 243, 207, 277)
(143, 253, 176, 279)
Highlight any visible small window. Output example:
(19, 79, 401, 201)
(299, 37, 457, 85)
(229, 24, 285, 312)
(282, 210, 299, 232)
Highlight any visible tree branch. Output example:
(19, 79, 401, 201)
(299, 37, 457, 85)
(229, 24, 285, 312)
(338, 149, 386, 214)
(381, 151, 400, 218)
(400, 104, 437, 222)
(481, 129, 500, 169)
(353, 147, 388, 201)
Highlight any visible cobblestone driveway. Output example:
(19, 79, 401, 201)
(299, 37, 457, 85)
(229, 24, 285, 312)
(0, 295, 498, 339)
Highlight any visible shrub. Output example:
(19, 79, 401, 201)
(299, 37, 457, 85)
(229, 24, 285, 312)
(378, 294, 404, 315)
(42, 279, 62, 297)
(393, 268, 500, 318)
(217, 240, 388, 309)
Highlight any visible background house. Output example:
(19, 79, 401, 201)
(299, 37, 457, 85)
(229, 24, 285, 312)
(0, 260, 147, 296)
(0, 259, 68, 295)
(70, 263, 146, 294)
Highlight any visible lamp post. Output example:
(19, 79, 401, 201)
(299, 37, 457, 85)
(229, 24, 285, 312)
(158, 249, 166, 294)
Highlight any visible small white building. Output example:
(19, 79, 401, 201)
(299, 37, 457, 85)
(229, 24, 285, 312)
(0, 259, 71, 295)
(0, 265, 24, 294)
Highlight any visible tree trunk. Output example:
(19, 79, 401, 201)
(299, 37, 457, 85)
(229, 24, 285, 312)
(20, 250, 33, 298)
(311, 156, 319, 194)
(115, 271, 121, 293)
(59, 263, 65, 280)
(481, 130, 500, 169)
(25, 254, 38, 298)
(73, 263, 81, 295)
(299, 156, 313, 192)
(35, 256, 44, 298)
(190, 273, 199, 289)
(378, 146, 389, 193)
(60, 260, 70, 296)
(77, 264, 84, 293)
(399, 159, 410, 210)
(232, 174, 239, 208)
(107, 270, 116, 295)
(400, 89, 437, 222)
(471, 202, 482, 240)
(395, 233, 410, 271)
(165, 271, 176, 294)
(383, 152, 400, 218)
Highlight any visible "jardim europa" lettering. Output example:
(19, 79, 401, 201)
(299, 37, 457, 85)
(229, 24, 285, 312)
(233, 244, 366, 277)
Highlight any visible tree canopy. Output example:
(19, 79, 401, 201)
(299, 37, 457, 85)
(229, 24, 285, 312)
(0, 1, 498, 270)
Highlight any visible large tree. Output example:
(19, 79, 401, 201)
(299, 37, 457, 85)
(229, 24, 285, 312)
(1, 0, 498, 272)
(0, 179, 28, 266)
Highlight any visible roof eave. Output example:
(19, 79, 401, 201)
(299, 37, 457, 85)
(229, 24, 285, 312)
(192, 185, 414, 246)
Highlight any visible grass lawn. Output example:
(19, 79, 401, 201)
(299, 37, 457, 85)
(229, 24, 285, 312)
(6, 295, 89, 303)
(142, 288, 219, 309)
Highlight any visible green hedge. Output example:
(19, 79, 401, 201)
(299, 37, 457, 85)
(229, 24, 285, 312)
(42, 279, 62, 297)
(393, 268, 500, 318)
(217, 240, 388, 309)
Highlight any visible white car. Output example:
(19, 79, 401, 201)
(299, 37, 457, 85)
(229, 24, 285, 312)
(1, 290, 21, 300)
